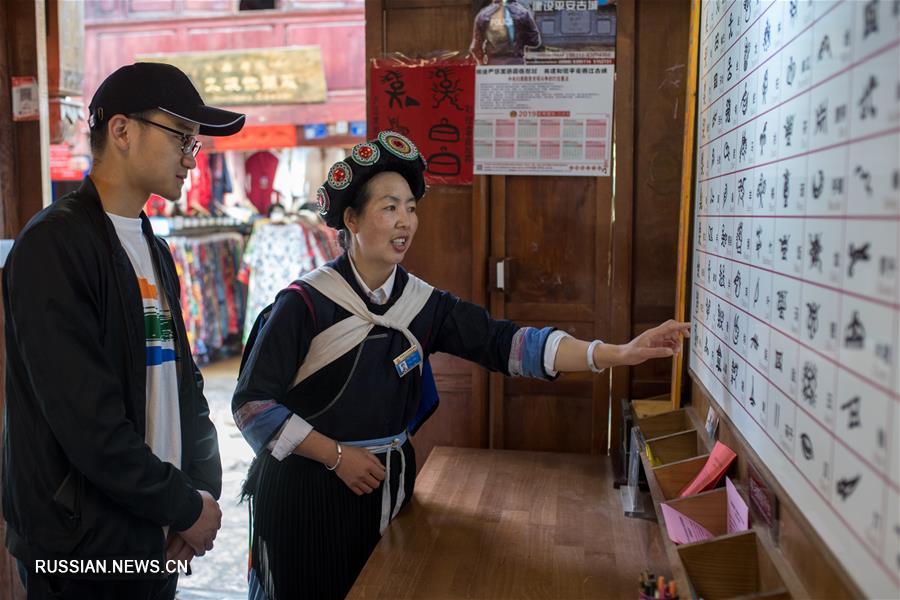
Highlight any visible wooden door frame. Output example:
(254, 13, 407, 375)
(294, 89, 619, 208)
(609, 0, 636, 459)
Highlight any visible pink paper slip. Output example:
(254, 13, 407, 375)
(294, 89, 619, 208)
(660, 503, 714, 545)
(726, 477, 750, 533)
(677, 441, 737, 498)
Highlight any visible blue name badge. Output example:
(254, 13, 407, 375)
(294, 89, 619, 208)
(393, 344, 422, 377)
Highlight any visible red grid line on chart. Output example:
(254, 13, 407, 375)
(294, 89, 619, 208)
(695, 246, 900, 314)
(700, 0, 844, 115)
(701, 0, 776, 81)
(702, 0, 737, 49)
(700, 36, 900, 150)
(694, 301, 899, 492)
(697, 214, 900, 220)
(888, 195, 900, 546)
(699, 126, 900, 184)
(691, 346, 900, 586)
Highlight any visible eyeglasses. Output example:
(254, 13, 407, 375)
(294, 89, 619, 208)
(132, 116, 202, 157)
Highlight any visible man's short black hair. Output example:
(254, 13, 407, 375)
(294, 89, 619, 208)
(89, 109, 154, 160)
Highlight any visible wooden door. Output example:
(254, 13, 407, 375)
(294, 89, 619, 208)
(488, 176, 613, 454)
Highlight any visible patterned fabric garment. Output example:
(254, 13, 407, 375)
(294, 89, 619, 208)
(240, 222, 319, 343)
(167, 233, 246, 362)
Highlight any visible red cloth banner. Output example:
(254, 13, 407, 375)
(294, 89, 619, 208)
(369, 56, 475, 185)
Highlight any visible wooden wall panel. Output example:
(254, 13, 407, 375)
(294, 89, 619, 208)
(629, 0, 692, 400)
(383, 3, 472, 55)
(609, 0, 637, 461)
(610, 0, 691, 475)
(185, 25, 280, 50)
(401, 186, 473, 300)
(503, 177, 596, 306)
(128, 0, 177, 14)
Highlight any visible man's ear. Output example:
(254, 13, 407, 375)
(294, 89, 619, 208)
(107, 115, 132, 152)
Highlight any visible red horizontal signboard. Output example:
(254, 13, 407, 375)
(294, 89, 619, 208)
(370, 56, 475, 185)
(205, 124, 298, 152)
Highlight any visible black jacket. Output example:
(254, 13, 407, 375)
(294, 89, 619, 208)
(2, 177, 221, 568)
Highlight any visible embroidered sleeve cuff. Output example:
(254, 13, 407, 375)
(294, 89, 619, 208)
(233, 400, 292, 455)
(543, 330, 572, 377)
(509, 326, 558, 380)
(270, 414, 314, 461)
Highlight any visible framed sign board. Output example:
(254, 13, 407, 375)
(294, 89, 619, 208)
(684, 1, 899, 597)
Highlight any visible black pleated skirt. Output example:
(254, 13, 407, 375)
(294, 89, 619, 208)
(249, 442, 416, 600)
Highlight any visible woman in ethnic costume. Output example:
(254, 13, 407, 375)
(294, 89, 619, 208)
(233, 131, 690, 600)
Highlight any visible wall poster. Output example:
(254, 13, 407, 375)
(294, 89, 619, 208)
(688, 1, 899, 597)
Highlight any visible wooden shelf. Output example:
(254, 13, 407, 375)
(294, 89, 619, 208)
(645, 429, 708, 466)
(636, 405, 807, 600)
(651, 454, 710, 500)
(635, 408, 695, 439)
(677, 531, 789, 600)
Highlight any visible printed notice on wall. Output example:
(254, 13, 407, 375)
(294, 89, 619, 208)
(473, 63, 614, 176)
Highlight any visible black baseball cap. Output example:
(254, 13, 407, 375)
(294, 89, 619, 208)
(88, 62, 245, 136)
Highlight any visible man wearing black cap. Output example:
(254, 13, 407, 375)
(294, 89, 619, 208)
(2, 63, 245, 599)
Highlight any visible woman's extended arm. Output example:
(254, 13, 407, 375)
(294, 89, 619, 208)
(553, 320, 691, 372)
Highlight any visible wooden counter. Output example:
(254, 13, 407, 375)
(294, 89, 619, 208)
(347, 446, 667, 599)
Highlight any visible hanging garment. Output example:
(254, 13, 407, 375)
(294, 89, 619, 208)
(167, 232, 246, 363)
(245, 151, 280, 215)
(239, 221, 317, 343)
(209, 153, 234, 212)
(187, 152, 213, 214)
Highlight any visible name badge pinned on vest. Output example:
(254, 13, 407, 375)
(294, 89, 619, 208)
(393, 344, 421, 377)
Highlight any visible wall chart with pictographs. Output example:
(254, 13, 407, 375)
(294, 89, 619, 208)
(687, 0, 899, 596)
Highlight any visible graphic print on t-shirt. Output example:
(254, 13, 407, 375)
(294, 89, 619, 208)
(139, 277, 176, 367)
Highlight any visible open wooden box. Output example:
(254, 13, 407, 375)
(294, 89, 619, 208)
(651, 454, 710, 499)
(635, 408, 696, 440)
(635, 404, 806, 599)
(662, 487, 729, 535)
(645, 429, 708, 466)
(677, 531, 791, 600)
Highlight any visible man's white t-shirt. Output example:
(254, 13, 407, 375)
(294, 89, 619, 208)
(107, 212, 182, 471)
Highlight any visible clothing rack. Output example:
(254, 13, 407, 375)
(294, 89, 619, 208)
(167, 232, 247, 364)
